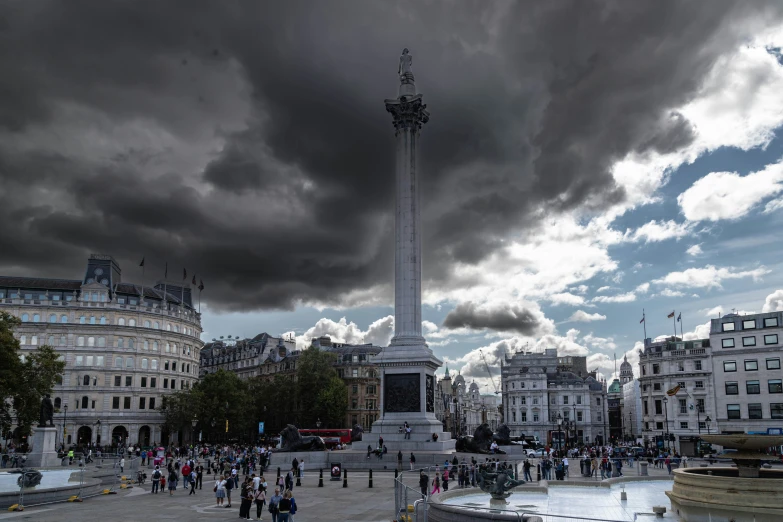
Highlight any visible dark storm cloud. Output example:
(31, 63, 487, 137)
(442, 302, 545, 335)
(0, 0, 781, 312)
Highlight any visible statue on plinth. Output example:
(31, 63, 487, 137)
(39, 394, 54, 428)
(398, 48, 414, 83)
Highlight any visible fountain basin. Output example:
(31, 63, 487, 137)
(666, 467, 783, 522)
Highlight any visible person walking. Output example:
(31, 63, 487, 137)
(168, 468, 178, 496)
(189, 469, 197, 495)
(225, 472, 234, 508)
(523, 459, 532, 482)
(151, 465, 162, 493)
(563, 456, 569, 477)
(268, 487, 283, 522)
(119, 457, 125, 473)
(298, 458, 304, 480)
(288, 489, 298, 522)
(410, 453, 416, 471)
(397, 450, 403, 471)
(419, 469, 429, 498)
(431, 472, 441, 495)
(214, 475, 226, 507)
(196, 462, 203, 489)
(442, 467, 449, 491)
(239, 477, 253, 520)
(253, 484, 266, 521)
(277, 490, 292, 522)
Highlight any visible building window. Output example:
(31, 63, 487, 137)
(680, 422, 688, 429)
(141, 358, 148, 369)
(678, 362, 684, 372)
(129, 319, 136, 327)
(114, 376, 121, 386)
(746, 380, 760, 394)
(576, 395, 582, 405)
(129, 339, 135, 349)
(764, 317, 779, 328)
(655, 400, 662, 415)
(172, 362, 177, 372)
(727, 404, 741, 420)
(144, 320, 150, 328)
(512, 411, 516, 422)
(153, 341, 159, 351)
(643, 400, 649, 415)
(117, 338, 124, 348)
(724, 361, 737, 372)
(512, 397, 515, 406)
(59, 335, 66, 345)
(563, 396, 569, 405)
(118, 318, 125, 326)
(139, 397, 146, 409)
(97, 337, 105, 347)
(153, 321, 159, 329)
(87, 337, 95, 347)
(653, 383, 661, 391)
(696, 398, 705, 413)
(126, 357, 134, 368)
(32, 314, 40, 322)
(366, 385, 377, 394)
(745, 360, 759, 371)
(653, 364, 660, 374)
(150, 377, 156, 388)
(748, 403, 763, 419)
(89, 316, 95, 325)
(577, 411, 583, 422)
(149, 398, 156, 410)
(772, 403, 783, 420)
(742, 336, 756, 347)
(112, 397, 120, 409)
(77, 336, 85, 347)
(125, 376, 132, 386)
(163, 378, 168, 389)
(365, 399, 376, 409)
(151, 359, 158, 370)
(722, 338, 735, 348)
(83, 375, 90, 386)
(769, 379, 783, 393)
(698, 421, 706, 430)
(49, 314, 56, 323)
(722, 322, 735, 332)
(695, 381, 704, 389)
(679, 399, 687, 414)
(61, 315, 68, 323)
(521, 397, 526, 405)
(21, 314, 29, 322)
(123, 397, 131, 409)
(768, 358, 782, 370)
(764, 334, 778, 345)
(656, 421, 663, 430)
(75, 355, 83, 366)
(532, 412, 539, 422)
(115, 357, 122, 367)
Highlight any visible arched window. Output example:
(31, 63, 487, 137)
(87, 337, 95, 347)
(79, 316, 86, 324)
(101, 293, 107, 302)
(186, 363, 190, 373)
(126, 357, 134, 368)
(83, 292, 90, 302)
(129, 338, 135, 349)
(89, 316, 96, 325)
(167, 323, 171, 331)
(21, 313, 29, 322)
(172, 362, 177, 372)
(19, 335, 26, 345)
(165, 342, 170, 353)
(153, 321, 159, 329)
(31, 335, 38, 345)
(91, 292, 99, 302)
(114, 357, 122, 367)
(47, 335, 55, 345)
(117, 338, 124, 348)
(144, 320, 150, 328)
(60, 315, 68, 323)
(97, 337, 106, 347)
(33, 313, 40, 322)
(129, 319, 136, 327)
(59, 335, 67, 346)
(141, 358, 148, 369)
(153, 341, 159, 351)
(77, 336, 85, 346)
(118, 318, 125, 326)
(81, 396, 89, 409)
(151, 359, 158, 370)
(83, 375, 90, 386)
(143, 340, 149, 350)
(175, 325, 179, 333)
(100, 316, 107, 325)
(49, 314, 57, 323)
(54, 397, 61, 409)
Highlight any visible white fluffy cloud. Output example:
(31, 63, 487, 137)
(625, 220, 694, 243)
(567, 310, 607, 323)
(677, 161, 783, 222)
(702, 305, 724, 317)
(651, 265, 770, 290)
(635, 283, 650, 294)
(292, 315, 394, 349)
(762, 289, 783, 312)
(548, 292, 587, 306)
(686, 244, 703, 256)
(592, 292, 636, 303)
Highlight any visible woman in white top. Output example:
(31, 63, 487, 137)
(215, 477, 227, 507)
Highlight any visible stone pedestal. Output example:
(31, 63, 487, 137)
(640, 461, 649, 476)
(26, 427, 60, 468)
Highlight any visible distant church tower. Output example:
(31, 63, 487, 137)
(620, 354, 633, 384)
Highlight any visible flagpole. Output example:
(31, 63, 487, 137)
(181, 269, 186, 317)
(673, 311, 677, 340)
(198, 288, 202, 314)
(642, 309, 647, 341)
(680, 314, 684, 340)
(163, 262, 168, 312)
(141, 257, 145, 304)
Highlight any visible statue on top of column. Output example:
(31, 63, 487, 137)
(398, 48, 414, 82)
(39, 394, 54, 427)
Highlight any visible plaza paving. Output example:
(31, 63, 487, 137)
(0, 458, 706, 522)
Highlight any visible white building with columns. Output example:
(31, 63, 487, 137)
(1, 254, 203, 449)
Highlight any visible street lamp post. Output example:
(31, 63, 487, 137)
(705, 416, 711, 435)
(191, 417, 198, 447)
(663, 397, 669, 453)
(556, 413, 563, 457)
(94, 419, 101, 447)
(63, 405, 68, 447)
(697, 404, 701, 435)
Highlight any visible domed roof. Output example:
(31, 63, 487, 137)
(453, 373, 465, 385)
(620, 354, 632, 370)
(468, 381, 480, 392)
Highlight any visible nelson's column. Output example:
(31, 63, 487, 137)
(372, 49, 454, 451)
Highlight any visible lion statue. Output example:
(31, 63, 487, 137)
(455, 423, 505, 454)
(278, 424, 326, 452)
(351, 424, 364, 442)
(493, 424, 512, 445)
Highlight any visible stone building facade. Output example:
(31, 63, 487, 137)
(199, 333, 295, 380)
(500, 348, 609, 446)
(1, 254, 203, 448)
(637, 337, 715, 454)
(434, 370, 502, 438)
(709, 311, 783, 434)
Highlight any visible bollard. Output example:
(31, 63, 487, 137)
(536, 463, 541, 481)
(296, 470, 301, 487)
(318, 468, 324, 487)
(369, 468, 373, 488)
(514, 463, 518, 481)
(277, 467, 281, 479)
(343, 468, 348, 488)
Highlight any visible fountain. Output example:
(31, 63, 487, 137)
(666, 434, 783, 522)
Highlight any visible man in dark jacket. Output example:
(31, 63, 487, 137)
(419, 469, 429, 498)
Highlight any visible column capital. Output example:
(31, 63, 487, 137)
(385, 94, 429, 135)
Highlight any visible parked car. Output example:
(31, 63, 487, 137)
(524, 448, 549, 458)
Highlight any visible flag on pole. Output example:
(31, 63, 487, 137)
(666, 384, 681, 396)
(139, 257, 145, 267)
(677, 312, 681, 322)
(640, 315, 645, 323)
(198, 279, 204, 291)
(667, 311, 675, 318)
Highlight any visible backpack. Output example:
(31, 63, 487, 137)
(268, 499, 278, 514)
(152, 470, 161, 480)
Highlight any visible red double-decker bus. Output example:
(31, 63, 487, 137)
(298, 429, 352, 448)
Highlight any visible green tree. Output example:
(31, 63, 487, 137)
(314, 376, 349, 429)
(0, 312, 65, 437)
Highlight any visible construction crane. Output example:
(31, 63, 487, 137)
(479, 350, 501, 394)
